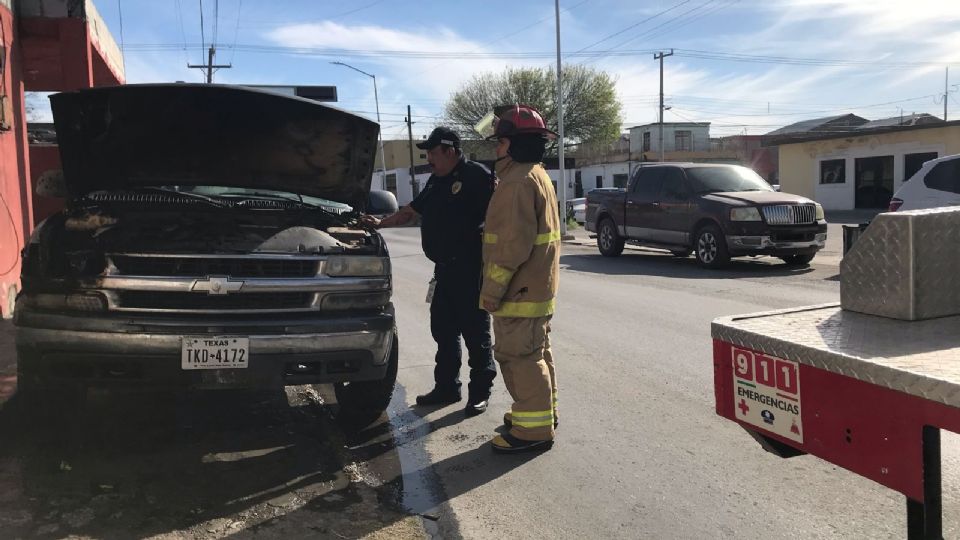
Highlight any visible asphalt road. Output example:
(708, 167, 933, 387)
(382, 227, 960, 539)
(1, 223, 957, 539)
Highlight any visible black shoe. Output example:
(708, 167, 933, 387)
(491, 432, 554, 454)
(464, 399, 488, 417)
(415, 388, 462, 406)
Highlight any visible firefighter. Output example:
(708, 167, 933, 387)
(362, 127, 497, 417)
(478, 105, 561, 453)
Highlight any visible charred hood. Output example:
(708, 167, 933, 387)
(50, 84, 380, 208)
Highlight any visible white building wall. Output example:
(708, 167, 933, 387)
(811, 141, 945, 210)
(629, 125, 710, 154)
(372, 169, 434, 207)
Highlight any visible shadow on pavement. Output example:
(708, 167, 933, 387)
(560, 252, 816, 280)
(0, 318, 424, 539)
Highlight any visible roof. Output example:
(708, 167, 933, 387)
(627, 122, 711, 130)
(763, 118, 960, 147)
(765, 114, 868, 136)
(857, 113, 943, 130)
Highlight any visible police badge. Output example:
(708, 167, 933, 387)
(451, 181, 463, 195)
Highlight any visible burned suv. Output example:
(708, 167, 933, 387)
(15, 84, 398, 428)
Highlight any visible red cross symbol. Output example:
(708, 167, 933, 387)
(738, 398, 750, 415)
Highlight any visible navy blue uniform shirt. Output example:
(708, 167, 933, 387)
(409, 156, 495, 267)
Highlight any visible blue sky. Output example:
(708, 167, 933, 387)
(39, 0, 960, 138)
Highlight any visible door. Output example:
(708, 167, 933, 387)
(653, 167, 695, 245)
(854, 156, 894, 209)
(624, 167, 664, 240)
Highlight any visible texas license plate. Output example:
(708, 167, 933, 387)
(181, 337, 249, 370)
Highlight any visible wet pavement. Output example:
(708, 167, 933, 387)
(0, 320, 434, 540)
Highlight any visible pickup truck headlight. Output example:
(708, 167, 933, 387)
(20, 292, 107, 312)
(324, 256, 390, 277)
(815, 203, 825, 221)
(730, 207, 762, 222)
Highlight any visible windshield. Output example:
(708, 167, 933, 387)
(685, 166, 773, 194)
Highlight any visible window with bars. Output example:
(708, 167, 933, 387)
(675, 131, 692, 152)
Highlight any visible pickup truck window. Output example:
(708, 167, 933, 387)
(632, 168, 664, 197)
(660, 168, 690, 200)
(686, 166, 773, 194)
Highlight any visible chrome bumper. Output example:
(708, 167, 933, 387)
(727, 233, 827, 251)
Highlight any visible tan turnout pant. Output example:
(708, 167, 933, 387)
(493, 315, 557, 441)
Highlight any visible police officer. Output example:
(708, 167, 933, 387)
(362, 127, 497, 417)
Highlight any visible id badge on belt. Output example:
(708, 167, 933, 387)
(426, 278, 437, 304)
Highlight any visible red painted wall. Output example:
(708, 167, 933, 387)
(0, 4, 32, 318)
(29, 143, 64, 226)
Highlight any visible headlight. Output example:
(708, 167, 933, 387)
(815, 204, 825, 221)
(20, 293, 107, 312)
(324, 256, 390, 277)
(730, 207, 762, 222)
(321, 291, 392, 311)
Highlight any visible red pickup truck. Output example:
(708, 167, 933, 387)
(584, 163, 827, 268)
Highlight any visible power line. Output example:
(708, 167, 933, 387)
(116, 0, 126, 74)
(198, 0, 205, 50)
(174, 0, 190, 64)
(229, 0, 242, 64)
(122, 43, 960, 69)
(572, 0, 691, 54)
(409, 0, 592, 79)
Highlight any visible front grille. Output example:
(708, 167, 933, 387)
(762, 205, 816, 225)
(111, 256, 319, 278)
(116, 291, 314, 311)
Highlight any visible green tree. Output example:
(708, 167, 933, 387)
(443, 65, 622, 151)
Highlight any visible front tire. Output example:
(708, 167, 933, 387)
(694, 225, 730, 269)
(333, 333, 398, 431)
(597, 218, 625, 257)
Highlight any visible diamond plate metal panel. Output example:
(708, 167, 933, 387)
(713, 304, 960, 408)
(841, 206, 960, 321)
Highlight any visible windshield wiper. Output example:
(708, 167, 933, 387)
(139, 187, 230, 208)
(221, 191, 347, 218)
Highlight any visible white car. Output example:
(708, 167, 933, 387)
(566, 197, 586, 224)
(889, 153, 960, 211)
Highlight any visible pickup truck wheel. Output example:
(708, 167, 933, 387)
(597, 218, 625, 257)
(781, 254, 816, 266)
(334, 332, 398, 432)
(694, 225, 730, 269)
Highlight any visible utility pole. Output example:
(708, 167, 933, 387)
(945, 66, 950, 122)
(406, 105, 418, 198)
(188, 45, 231, 83)
(555, 0, 571, 239)
(654, 49, 674, 162)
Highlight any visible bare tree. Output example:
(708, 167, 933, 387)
(444, 65, 622, 152)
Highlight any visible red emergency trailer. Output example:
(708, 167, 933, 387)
(714, 207, 960, 539)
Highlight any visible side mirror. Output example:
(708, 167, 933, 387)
(36, 169, 68, 198)
(367, 190, 399, 216)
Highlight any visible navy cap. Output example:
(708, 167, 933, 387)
(416, 127, 461, 150)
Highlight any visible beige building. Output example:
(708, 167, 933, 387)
(770, 121, 960, 210)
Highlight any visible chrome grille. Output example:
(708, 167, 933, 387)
(762, 205, 816, 225)
(115, 291, 315, 312)
(110, 255, 319, 278)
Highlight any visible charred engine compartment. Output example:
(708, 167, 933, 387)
(22, 194, 383, 284)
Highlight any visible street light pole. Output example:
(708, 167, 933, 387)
(332, 61, 388, 182)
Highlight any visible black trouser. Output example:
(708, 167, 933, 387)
(430, 260, 496, 400)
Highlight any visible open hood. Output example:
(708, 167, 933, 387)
(50, 84, 380, 209)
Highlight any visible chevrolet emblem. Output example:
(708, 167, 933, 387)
(192, 276, 244, 295)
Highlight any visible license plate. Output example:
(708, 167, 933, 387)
(181, 337, 249, 370)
